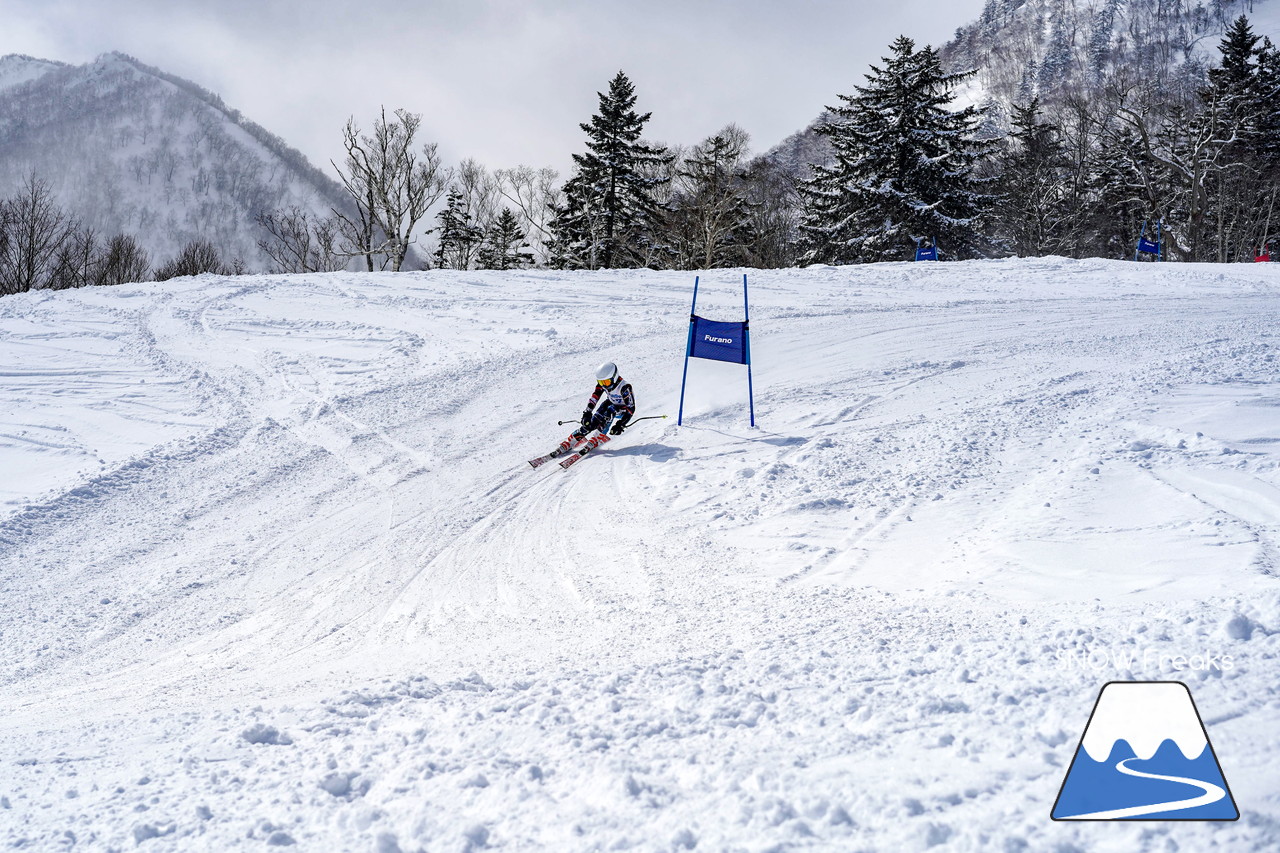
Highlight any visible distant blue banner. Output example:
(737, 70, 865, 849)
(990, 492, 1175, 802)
(915, 245, 938, 261)
(690, 316, 747, 364)
(1137, 238, 1160, 254)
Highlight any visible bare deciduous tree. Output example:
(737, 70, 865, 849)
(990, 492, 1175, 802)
(332, 107, 451, 272)
(0, 176, 74, 294)
(495, 166, 560, 266)
(255, 207, 346, 274)
(740, 157, 801, 269)
(332, 117, 383, 272)
(154, 239, 230, 281)
(50, 227, 102, 290)
(1114, 84, 1245, 261)
(99, 234, 151, 285)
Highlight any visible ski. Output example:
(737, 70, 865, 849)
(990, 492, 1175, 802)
(528, 430, 588, 468)
(559, 433, 610, 470)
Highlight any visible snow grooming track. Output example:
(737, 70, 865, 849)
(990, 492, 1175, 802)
(1, 261, 1280, 851)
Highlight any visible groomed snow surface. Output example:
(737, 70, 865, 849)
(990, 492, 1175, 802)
(2, 259, 1279, 851)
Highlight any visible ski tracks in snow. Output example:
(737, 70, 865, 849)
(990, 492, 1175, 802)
(4, 264, 1280, 850)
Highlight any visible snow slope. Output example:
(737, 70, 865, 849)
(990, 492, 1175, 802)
(0, 55, 64, 94)
(2, 260, 1279, 851)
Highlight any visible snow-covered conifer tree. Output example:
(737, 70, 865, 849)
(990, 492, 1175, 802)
(548, 71, 673, 269)
(994, 99, 1081, 256)
(799, 36, 996, 263)
(433, 190, 483, 270)
(477, 208, 530, 271)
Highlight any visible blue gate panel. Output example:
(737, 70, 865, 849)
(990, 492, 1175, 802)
(690, 316, 748, 364)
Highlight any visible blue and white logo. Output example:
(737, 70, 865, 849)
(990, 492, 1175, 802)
(1051, 681, 1238, 821)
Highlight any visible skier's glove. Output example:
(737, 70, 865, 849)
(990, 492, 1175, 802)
(609, 423, 625, 435)
(580, 410, 592, 427)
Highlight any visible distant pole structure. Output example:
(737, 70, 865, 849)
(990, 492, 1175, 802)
(678, 273, 756, 428)
(1134, 220, 1163, 261)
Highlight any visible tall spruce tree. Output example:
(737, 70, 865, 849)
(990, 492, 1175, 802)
(1204, 18, 1280, 260)
(800, 36, 996, 263)
(549, 71, 673, 269)
(994, 99, 1081, 256)
(1208, 16, 1266, 163)
(1254, 39, 1280, 252)
(1254, 38, 1280, 169)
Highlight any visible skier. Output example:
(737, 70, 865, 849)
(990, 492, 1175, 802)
(578, 361, 635, 438)
(527, 361, 635, 469)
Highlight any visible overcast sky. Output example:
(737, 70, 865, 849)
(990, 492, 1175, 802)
(3, 0, 986, 175)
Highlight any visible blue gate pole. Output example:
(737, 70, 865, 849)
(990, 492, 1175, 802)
(1157, 220, 1163, 261)
(677, 276, 699, 426)
(743, 273, 755, 428)
(1134, 220, 1146, 262)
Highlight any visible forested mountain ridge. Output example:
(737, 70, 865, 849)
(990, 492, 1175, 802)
(0, 52, 348, 268)
(942, 0, 1275, 117)
(765, 0, 1276, 177)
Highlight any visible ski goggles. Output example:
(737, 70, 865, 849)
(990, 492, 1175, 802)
(597, 377, 614, 387)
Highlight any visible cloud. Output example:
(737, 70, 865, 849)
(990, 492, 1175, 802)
(1, 0, 986, 175)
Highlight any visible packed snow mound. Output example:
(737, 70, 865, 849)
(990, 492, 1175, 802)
(1, 260, 1279, 850)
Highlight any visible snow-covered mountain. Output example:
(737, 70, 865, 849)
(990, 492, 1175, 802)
(942, 0, 1278, 115)
(0, 54, 65, 93)
(0, 52, 349, 269)
(757, 114, 833, 182)
(2, 261, 1279, 849)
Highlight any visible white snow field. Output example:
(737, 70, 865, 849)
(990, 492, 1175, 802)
(2, 259, 1280, 851)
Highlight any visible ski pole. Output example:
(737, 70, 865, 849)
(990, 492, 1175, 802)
(560, 415, 668, 426)
(559, 414, 668, 428)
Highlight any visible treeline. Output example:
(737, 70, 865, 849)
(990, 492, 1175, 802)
(252, 92, 800, 275)
(0, 175, 248, 295)
(979, 14, 1280, 262)
(8, 15, 1276, 294)
(785, 14, 1280, 263)
(267, 15, 1280, 273)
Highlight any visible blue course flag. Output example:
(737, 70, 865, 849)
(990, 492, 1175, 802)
(1134, 220, 1163, 261)
(690, 316, 748, 364)
(678, 274, 756, 427)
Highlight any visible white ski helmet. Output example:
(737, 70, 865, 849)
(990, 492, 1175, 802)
(595, 361, 620, 388)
